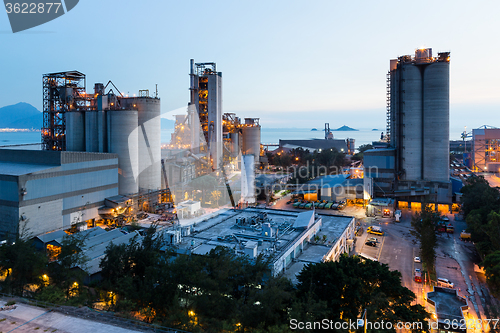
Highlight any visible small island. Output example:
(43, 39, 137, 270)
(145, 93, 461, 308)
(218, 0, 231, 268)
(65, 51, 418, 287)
(333, 125, 358, 131)
(311, 128, 318, 131)
(372, 128, 379, 131)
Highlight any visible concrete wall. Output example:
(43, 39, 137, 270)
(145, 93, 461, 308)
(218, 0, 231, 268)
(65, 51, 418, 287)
(20, 199, 63, 237)
(0, 205, 19, 238)
(0, 150, 119, 239)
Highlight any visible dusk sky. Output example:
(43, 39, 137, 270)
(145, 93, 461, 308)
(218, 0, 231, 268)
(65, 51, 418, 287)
(1, 0, 499, 135)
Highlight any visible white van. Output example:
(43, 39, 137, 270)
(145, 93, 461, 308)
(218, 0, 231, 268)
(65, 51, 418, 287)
(437, 278, 454, 288)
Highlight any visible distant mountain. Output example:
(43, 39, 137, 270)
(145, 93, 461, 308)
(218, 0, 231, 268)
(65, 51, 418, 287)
(333, 125, 358, 131)
(311, 128, 318, 131)
(161, 118, 175, 130)
(0, 102, 42, 129)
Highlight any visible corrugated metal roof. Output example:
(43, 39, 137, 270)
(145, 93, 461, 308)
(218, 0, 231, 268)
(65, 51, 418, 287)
(34, 230, 67, 243)
(50, 227, 107, 247)
(80, 231, 142, 275)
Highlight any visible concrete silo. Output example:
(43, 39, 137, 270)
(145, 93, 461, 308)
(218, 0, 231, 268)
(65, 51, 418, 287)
(388, 48, 450, 183)
(121, 97, 161, 192)
(423, 61, 450, 182)
(379, 48, 452, 206)
(241, 118, 261, 159)
(107, 110, 139, 195)
(66, 111, 85, 151)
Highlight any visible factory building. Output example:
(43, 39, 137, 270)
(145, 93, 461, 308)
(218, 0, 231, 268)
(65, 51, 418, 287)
(471, 127, 500, 173)
(0, 70, 167, 239)
(0, 149, 119, 239)
(426, 287, 469, 333)
(42, 72, 161, 195)
(166, 61, 262, 207)
(365, 48, 452, 209)
(170, 208, 355, 283)
(291, 174, 370, 204)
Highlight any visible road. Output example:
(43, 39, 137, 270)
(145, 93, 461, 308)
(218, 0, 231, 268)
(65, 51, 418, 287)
(354, 210, 424, 300)
(354, 209, 498, 330)
(273, 195, 499, 324)
(482, 173, 500, 188)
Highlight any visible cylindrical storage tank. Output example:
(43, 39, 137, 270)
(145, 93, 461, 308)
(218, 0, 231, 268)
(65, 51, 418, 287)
(241, 154, 256, 204)
(66, 111, 85, 151)
(85, 111, 99, 152)
(229, 132, 240, 157)
(400, 64, 423, 180)
(423, 61, 449, 182)
(97, 110, 107, 153)
(135, 98, 161, 192)
(107, 110, 139, 195)
(241, 126, 261, 158)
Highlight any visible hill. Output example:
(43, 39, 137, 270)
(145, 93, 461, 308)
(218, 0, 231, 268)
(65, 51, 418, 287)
(0, 102, 42, 129)
(333, 125, 358, 131)
(161, 118, 175, 130)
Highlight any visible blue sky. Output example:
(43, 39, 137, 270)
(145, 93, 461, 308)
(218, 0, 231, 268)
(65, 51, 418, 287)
(0, 0, 499, 135)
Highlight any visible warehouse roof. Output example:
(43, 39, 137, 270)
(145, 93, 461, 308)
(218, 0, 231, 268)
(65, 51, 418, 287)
(0, 161, 58, 176)
(427, 287, 468, 322)
(33, 229, 68, 244)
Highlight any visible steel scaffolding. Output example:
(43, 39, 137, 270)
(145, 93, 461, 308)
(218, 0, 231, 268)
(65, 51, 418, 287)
(42, 71, 88, 151)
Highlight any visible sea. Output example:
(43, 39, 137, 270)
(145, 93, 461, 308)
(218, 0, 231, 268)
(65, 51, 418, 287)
(0, 127, 466, 150)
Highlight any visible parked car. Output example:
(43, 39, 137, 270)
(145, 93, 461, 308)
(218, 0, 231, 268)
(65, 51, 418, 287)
(367, 237, 378, 243)
(365, 241, 377, 247)
(414, 256, 421, 263)
(414, 269, 422, 283)
(437, 278, 454, 288)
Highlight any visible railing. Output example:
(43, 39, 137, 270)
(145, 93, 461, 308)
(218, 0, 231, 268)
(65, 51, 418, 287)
(0, 293, 190, 333)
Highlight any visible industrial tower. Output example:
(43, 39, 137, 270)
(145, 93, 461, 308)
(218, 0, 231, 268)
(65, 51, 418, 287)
(366, 48, 452, 207)
(388, 48, 450, 183)
(42, 70, 163, 196)
(42, 71, 90, 151)
(189, 59, 223, 170)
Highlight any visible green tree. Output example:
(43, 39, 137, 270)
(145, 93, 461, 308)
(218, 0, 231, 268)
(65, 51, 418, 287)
(0, 238, 47, 295)
(352, 144, 373, 162)
(480, 251, 500, 292)
(295, 255, 429, 332)
(48, 232, 90, 297)
(411, 203, 439, 271)
(460, 175, 500, 218)
(100, 226, 178, 318)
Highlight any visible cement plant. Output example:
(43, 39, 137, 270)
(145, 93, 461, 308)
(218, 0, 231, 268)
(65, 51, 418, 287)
(0, 47, 499, 333)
